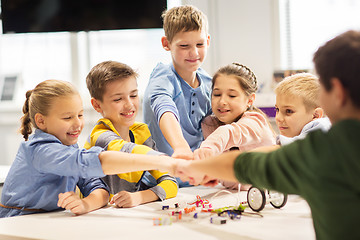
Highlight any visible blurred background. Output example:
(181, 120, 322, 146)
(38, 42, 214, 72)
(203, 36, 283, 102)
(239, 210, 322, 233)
(0, 0, 359, 166)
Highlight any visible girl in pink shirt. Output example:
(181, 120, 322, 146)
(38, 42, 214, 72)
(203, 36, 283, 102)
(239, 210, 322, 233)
(194, 63, 276, 190)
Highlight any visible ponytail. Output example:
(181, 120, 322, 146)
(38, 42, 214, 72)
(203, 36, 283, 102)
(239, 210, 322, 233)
(19, 90, 33, 140)
(18, 80, 78, 141)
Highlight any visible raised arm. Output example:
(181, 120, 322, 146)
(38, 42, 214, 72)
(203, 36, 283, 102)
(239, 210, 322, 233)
(159, 112, 193, 159)
(177, 151, 239, 184)
(200, 112, 275, 154)
(177, 145, 280, 185)
(98, 151, 178, 176)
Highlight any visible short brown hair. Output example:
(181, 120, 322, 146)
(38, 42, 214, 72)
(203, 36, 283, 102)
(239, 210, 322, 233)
(275, 73, 320, 111)
(86, 61, 138, 101)
(162, 5, 208, 43)
(313, 30, 360, 108)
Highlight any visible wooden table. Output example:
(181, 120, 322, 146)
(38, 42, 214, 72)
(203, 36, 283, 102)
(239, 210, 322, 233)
(0, 185, 315, 240)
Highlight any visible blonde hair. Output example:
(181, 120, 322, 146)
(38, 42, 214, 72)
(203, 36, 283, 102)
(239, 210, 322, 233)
(19, 80, 78, 141)
(86, 61, 138, 101)
(162, 5, 208, 43)
(275, 73, 320, 111)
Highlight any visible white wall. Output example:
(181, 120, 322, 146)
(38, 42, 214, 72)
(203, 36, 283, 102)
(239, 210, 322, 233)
(185, 0, 279, 92)
(0, 103, 24, 165)
(0, 0, 279, 166)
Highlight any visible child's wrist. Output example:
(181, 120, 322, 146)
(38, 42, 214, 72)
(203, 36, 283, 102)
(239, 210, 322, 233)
(173, 146, 191, 153)
(201, 146, 213, 150)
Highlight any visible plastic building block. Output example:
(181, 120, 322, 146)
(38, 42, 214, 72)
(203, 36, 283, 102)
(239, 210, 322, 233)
(193, 212, 211, 219)
(153, 217, 172, 226)
(171, 210, 182, 220)
(210, 217, 227, 225)
(184, 206, 196, 214)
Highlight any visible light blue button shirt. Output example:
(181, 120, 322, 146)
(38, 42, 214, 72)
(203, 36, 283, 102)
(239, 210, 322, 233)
(0, 129, 108, 218)
(143, 63, 212, 155)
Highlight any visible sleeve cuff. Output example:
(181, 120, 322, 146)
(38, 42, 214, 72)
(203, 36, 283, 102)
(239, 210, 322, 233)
(81, 146, 106, 178)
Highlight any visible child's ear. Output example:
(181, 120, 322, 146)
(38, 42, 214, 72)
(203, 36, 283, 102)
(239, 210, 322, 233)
(161, 36, 170, 51)
(206, 34, 211, 48)
(91, 98, 103, 114)
(312, 107, 324, 119)
(331, 77, 347, 107)
(34, 113, 46, 131)
(247, 93, 255, 107)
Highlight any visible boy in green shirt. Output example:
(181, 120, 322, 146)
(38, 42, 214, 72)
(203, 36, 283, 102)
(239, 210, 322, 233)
(174, 30, 360, 240)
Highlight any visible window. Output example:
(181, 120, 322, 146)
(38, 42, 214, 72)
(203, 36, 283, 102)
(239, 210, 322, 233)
(0, 75, 18, 101)
(0, 0, 181, 104)
(279, 0, 360, 70)
(77, 29, 171, 98)
(0, 32, 71, 103)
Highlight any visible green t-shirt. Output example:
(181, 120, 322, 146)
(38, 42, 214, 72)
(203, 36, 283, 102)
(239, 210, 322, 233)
(234, 119, 360, 240)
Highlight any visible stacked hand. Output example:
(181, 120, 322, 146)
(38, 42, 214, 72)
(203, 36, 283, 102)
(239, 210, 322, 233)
(193, 147, 215, 160)
(169, 153, 219, 186)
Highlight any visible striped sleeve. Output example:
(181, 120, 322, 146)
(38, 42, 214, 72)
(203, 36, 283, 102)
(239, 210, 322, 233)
(148, 170, 178, 200)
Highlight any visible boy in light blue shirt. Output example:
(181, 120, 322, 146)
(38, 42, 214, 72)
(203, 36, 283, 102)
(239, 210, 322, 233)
(144, 63, 211, 155)
(143, 5, 212, 187)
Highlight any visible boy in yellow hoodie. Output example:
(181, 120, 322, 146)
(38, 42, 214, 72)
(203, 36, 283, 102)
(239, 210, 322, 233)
(85, 61, 178, 207)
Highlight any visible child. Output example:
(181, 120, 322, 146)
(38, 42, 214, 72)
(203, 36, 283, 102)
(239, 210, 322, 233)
(85, 61, 178, 208)
(142, 5, 212, 164)
(274, 72, 331, 145)
(175, 30, 360, 240)
(0, 80, 178, 218)
(194, 63, 276, 189)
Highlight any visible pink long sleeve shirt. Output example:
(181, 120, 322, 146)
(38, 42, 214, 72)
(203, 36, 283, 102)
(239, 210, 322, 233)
(201, 111, 276, 190)
(201, 111, 276, 153)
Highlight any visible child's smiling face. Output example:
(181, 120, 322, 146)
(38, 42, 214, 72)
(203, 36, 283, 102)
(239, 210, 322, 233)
(38, 94, 84, 146)
(211, 75, 253, 124)
(95, 76, 139, 133)
(164, 29, 210, 77)
(275, 94, 314, 137)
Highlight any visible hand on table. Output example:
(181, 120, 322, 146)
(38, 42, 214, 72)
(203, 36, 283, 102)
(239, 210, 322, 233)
(110, 191, 141, 208)
(58, 191, 89, 215)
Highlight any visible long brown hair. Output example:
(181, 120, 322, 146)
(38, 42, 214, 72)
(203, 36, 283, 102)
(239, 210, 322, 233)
(210, 63, 275, 134)
(212, 63, 261, 116)
(313, 30, 360, 107)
